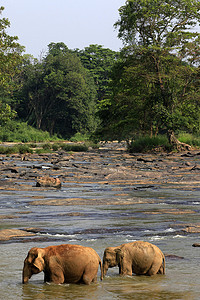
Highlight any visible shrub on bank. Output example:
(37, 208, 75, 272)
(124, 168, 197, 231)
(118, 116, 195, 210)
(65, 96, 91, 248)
(0, 144, 33, 154)
(0, 121, 59, 143)
(128, 135, 172, 153)
(60, 143, 88, 152)
(0, 142, 88, 154)
(178, 133, 200, 147)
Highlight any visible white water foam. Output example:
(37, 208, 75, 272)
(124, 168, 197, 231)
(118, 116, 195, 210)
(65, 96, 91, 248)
(164, 228, 176, 233)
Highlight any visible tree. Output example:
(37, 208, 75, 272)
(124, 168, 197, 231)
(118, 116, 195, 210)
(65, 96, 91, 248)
(96, 0, 200, 147)
(75, 45, 119, 101)
(19, 43, 97, 138)
(0, 6, 24, 124)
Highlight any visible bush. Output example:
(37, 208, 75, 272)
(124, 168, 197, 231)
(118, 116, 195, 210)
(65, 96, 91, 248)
(52, 143, 60, 151)
(42, 143, 51, 150)
(178, 133, 200, 147)
(70, 132, 90, 142)
(0, 144, 33, 154)
(61, 143, 88, 152)
(0, 121, 59, 143)
(18, 144, 33, 154)
(128, 135, 172, 153)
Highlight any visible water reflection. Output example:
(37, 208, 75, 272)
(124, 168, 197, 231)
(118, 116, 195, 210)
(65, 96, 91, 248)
(22, 282, 104, 300)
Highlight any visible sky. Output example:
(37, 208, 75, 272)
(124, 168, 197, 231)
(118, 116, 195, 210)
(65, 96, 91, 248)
(1, 0, 126, 58)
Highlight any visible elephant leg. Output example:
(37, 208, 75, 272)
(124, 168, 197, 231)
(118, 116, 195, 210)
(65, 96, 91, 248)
(50, 270, 65, 284)
(92, 274, 97, 283)
(82, 264, 98, 285)
(157, 262, 165, 274)
(146, 260, 163, 276)
(120, 264, 132, 276)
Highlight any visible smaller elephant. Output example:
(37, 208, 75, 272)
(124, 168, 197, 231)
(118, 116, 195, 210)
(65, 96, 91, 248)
(22, 244, 103, 284)
(102, 241, 165, 277)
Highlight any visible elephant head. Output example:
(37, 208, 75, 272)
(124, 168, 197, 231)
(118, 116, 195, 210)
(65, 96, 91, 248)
(102, 246, 121, 277)
(22, 247, 45, 284)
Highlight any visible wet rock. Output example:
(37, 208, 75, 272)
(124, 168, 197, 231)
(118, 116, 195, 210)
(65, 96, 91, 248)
(36, 176, 61, 188)
(25, 227, 47, 234)
(191, 165, 200, 171)
(192, 243, 200, 247)
(0, 229, 35, 241)
(181, 152, 194, 157)
(165, 254, 184, 259)
(137, 158, 154, 163)
(0, 215, 18, 219)
(2, 167, 18, 173)
(183, 226, 200, 233)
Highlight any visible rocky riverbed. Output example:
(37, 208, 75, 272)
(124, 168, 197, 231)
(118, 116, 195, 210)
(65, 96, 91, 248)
(1, 142, 200, 241)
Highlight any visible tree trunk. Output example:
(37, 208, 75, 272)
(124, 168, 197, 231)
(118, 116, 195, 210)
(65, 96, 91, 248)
(167, 130, 191, 151)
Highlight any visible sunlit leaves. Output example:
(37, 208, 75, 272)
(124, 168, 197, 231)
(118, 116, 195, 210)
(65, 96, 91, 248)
(0, 6, 24, 96)
(97, 0, 200, 140)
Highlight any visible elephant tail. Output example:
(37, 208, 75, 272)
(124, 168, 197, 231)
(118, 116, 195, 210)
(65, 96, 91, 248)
(162, 254, 166, 274)
(157, 254, 165, 275)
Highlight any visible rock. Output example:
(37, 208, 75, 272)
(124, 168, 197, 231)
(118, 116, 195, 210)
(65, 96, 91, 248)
(0, 229, 35, 241)
(191, 165, 200, 171)
(36, 176, 61, 188)
(192, 243, 200, 247)
(183, 226, 200, 233)
(165, 254, 184, 259)
(2, 167, 18, 173)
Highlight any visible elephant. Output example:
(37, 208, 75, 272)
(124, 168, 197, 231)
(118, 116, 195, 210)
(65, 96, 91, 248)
(102, 241, 165, 277)
(22, 244, 103, 284)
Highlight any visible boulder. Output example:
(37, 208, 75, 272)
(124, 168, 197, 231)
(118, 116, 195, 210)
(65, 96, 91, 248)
(36, 176, 61, 188)
(0, 229, 35, 241)
(192, 243, 200, 247)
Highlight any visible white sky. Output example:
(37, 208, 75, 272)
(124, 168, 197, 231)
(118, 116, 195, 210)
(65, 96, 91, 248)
(1, 0, 126, 58)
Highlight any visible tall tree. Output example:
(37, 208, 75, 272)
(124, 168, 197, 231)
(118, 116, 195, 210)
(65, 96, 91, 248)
(75, 45, 119, 101)
(96, 0, 200, 145)
(19, 43, 97, 138)
(0, 6, 24, 124)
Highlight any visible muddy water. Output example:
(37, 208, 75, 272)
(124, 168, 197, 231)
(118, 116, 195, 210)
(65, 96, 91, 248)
(0, 147, 200, 299)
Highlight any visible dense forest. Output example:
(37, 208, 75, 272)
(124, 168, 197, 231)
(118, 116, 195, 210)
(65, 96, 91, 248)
(0, 1, 200, 150)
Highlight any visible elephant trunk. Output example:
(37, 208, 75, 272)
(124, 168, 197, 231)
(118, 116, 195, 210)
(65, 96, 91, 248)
(22, 262, 31, 284)
(102, 263, 108, 278)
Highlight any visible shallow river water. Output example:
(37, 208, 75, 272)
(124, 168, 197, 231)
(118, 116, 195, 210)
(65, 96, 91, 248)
(0, 149, 200, 299)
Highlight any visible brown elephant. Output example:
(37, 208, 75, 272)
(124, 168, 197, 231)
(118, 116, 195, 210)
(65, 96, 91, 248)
(22, 244, 103, 284)
(102, 241, 165, 277)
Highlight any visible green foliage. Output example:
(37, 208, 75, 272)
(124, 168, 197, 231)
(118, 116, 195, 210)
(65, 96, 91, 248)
(60, 143, 88, 152)
(70, 132, 90, 142)
(42, 143, 51, 150)
(0, 6, 24, 97)
(18, 144, 33, 154)
(75, 44, 119, 101)
(128, 135, 172, 153)
(96, 0, 200, 141)
(178, 132, 200, 147)
(0, 121, 58, 142)
(0, 101, 16, 126)
(18, 42, 98, 138)
(0, 144, 33, 154)
(0, 6, 24, 126)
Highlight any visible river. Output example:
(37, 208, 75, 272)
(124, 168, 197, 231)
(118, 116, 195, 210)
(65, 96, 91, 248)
(0, 146, 200, 299)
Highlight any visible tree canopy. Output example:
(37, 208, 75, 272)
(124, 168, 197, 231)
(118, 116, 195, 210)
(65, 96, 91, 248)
(96, 0, 200, 142)
(75, 44, 119, 101)
(1, 2, 200, 145)
(18, 42, 98, 138)
(0, 6, 24, 125)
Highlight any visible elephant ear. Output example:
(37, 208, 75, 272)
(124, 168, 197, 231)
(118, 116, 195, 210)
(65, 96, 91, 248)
(115, 248, 123, 263)
(33, 248, 45, 272)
